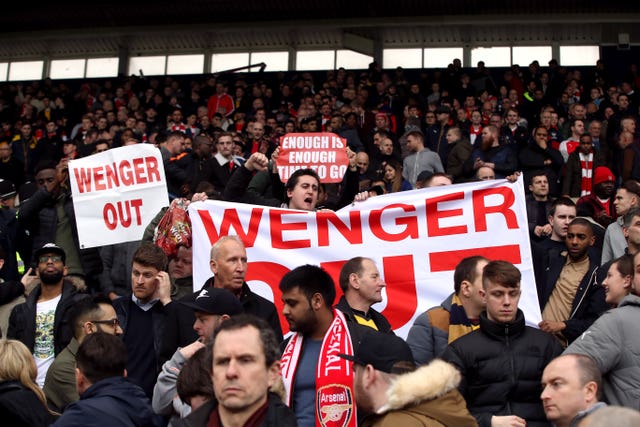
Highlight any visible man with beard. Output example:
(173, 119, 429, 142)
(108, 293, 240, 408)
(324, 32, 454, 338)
(280, 264, 360, 427)
(8, 243, 88, 387)
(468, 125, 517, 179)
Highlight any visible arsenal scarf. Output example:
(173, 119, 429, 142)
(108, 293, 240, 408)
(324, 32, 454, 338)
(281, 309, 357, 427)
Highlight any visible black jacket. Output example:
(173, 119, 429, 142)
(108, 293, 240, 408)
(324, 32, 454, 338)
(171, 392, 297, 427)
(532, 248, 607, 343)
(335, 295, 393, 334)
(0, 380, 55, 427)
(441, 310, 562, 427)
(8, 281, 87, 356)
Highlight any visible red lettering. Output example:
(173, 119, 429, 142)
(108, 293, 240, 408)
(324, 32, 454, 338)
(269, 211, 311, 249)
(245, 262, 291, 333)
(133, 157, 147, 184)
(119, 160, 134, 186)
(131, 198, 143, 225)
(94, 167, 106, 191)
(472, 187, 518, 232)
(379, 255, 418, 329)
(117, 200, 132, 227)
(73, 168, 92, 193)
(430, 244, 522, 272)
(145, 156, 160, 182)
(369, 204, 419, 242)
(105, 163, 119, 188)
(320, 260, 349, 297)
(316, 211, 363, 247)
(103, 203, 117, 230)
(425, 192, 467, 236)
(196, 208, 262, 247)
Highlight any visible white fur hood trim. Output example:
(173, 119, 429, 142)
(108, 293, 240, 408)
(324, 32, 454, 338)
(377, 359, 461, 414)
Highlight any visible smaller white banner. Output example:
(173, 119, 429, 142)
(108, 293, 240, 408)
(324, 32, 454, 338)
(68, 144, 169, 248)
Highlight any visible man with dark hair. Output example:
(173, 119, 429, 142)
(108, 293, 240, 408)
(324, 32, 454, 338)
(18, 160, 103, 291)
(562, 133, 606, 198)
(601, 180, 640, 264)
(44, 294, 122, 411)
(537, 218, 607, 346)
(51, 333, 160, 427)
(336, 257, 392, 333)
(279, 264, 358, 427)
(113, 242, 172, 398)
(207, 132, 242, 193)
(441, 260, 562, 427)
(526, 171, 554, 242)
(407, 255, 488, 365)
(402, 130, 444, 189)
(8, 243, 88, 387)
(176, 315, 297, 427)
(540, 354, 606, 427)
(339, 330, 477, 426)
(161, 131, 191, 199)
(538, 196, 577, 252)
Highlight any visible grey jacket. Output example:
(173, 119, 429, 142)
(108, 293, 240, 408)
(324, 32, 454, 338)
(152, 349, 190, 417)
(564, 294, 640, 409)
(406, 294, 453, 366)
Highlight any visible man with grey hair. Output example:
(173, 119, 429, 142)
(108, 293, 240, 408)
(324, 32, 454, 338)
(159, 235, 282, 367)
(201, 235, 282, 342)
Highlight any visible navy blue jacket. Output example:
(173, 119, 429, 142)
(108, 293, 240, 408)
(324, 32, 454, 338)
(51, 376, 161, 427)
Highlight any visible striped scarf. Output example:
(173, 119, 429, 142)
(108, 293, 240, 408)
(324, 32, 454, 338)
(579, 152, 594, 196)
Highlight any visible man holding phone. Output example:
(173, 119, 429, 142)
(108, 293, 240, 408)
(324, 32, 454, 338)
(113, 242, 172, 398)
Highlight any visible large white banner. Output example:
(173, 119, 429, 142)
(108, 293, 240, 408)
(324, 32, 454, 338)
(189, 176, 541, 338)
(69, 144, 169, 248)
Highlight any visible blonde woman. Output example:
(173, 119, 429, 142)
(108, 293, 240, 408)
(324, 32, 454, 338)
(0, 339, 56, 426)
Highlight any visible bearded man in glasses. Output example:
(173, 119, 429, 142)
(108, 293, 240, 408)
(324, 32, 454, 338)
(43, 294, 122, 412)
(8, 243, 89, 387)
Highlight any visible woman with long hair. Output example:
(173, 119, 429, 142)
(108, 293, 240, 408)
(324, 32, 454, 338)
(0, 339, 57, 426)
(383, 159, 412, 193)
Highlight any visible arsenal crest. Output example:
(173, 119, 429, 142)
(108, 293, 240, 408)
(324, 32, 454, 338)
(317, 384, 353, 427)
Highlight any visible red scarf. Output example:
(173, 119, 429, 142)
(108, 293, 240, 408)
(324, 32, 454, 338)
(579, 152, 593, 196)
(281, 309, 356, 427)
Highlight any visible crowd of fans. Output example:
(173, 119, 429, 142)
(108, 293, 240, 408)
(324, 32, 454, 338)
(0, 57, 640, 426)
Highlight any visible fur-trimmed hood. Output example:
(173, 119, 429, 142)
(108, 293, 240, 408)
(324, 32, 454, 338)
(379, 359, 461, 413)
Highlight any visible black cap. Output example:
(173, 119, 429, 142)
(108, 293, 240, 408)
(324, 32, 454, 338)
(0, 179, 16, 200)
(180, 287, 243, 316)
(34, 243, 66, 264)
(339, 330, 414, 373)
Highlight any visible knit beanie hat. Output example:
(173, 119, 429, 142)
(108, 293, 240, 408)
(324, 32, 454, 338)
(593, 166, 615, 185)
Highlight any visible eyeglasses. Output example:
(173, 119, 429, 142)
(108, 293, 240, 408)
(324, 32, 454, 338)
(38, 255, 63, 263)
(90, 318, 120, 328)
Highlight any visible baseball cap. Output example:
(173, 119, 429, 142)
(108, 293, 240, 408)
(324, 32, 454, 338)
(34, 243, 66, 264)
(339, 330, 415, 373)
(180, 287, 243, 316)
(0, 179, 16, 200)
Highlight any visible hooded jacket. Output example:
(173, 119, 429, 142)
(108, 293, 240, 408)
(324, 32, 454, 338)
(361, 359, 477, 427)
